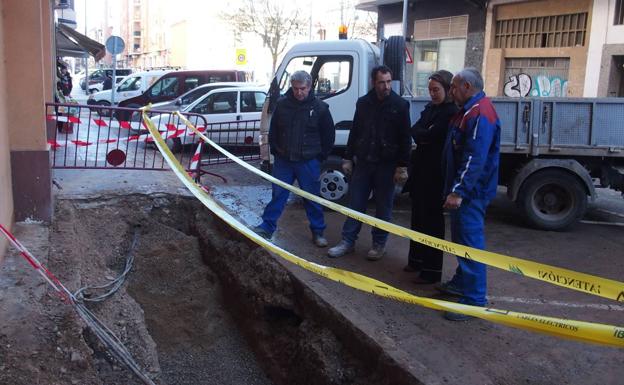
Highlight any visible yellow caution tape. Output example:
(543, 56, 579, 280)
(173, 111, 624, 304)
(142, 110, 624, 348)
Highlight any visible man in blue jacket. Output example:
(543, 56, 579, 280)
(254, 71, 335, 246)
(439, 67, 501, 321)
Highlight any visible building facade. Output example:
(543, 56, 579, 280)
(584, 0, 624, 97)
(1, 0, 55, 262)
(483, 0, 592, 98)
(360, 0, 487, 96)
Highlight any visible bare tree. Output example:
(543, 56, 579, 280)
(347, 11, 378, 40)
(223, 0, 305, 75)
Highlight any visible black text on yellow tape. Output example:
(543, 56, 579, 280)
(142, 111, 624, 348)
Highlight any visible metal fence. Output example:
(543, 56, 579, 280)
(46, 103, 261, 179)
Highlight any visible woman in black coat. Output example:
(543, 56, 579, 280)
(405, 70, 458, 284)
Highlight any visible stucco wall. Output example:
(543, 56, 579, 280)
(0, 0, 14, 264)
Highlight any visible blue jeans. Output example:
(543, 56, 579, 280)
(259, 157, 326, 236)
(448, 198, 488, 306)
(341, 161, 396, 246)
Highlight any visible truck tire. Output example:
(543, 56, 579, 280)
(384, 36, 405, 95)
(518, 169, 588, 231)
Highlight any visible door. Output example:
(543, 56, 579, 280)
(239, 91, 267, 144)
(190, 90, 239, 144)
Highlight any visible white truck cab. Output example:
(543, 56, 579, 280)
(260, 38, 404, 201)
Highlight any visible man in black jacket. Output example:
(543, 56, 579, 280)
(328, 65, 411, 260)
(254, 70, 335, 246)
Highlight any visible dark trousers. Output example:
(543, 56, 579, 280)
(408, 192, 445, 282)
(341, 161, 396, 246)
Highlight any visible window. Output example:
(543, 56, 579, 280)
(494, 13, 587, 48)
(616, 0, 624, 25)
(181, 87, 211, 105)
(184, 77, 200, 91)
(208, 73, 235, 82)
(117, 76, 141, 92)
(240, 91, 266, 112)
(149, 77, 178, 97)
(279, 55, 353, 99)
(192, 91, 237, 114)
(410, 39, 466, 96)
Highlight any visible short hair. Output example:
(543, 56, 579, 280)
(290, 70, 312, 87)
(455, 67, 484, 91)
(371, 65, 392, 82)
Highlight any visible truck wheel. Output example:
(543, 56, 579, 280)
(518, 169, 587, 230)
(384, 36, 405, 95)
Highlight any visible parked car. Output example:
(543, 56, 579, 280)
(150, 82, 251, 112)
(80, 68, 133, 92)
(146, 86, 267, 152)
(117, 70, 248, 119)
(87, 70, 172, 116)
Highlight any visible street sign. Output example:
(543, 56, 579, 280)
(105, 36, 125, 105)
(105, 36, 125, 55)
(236, 48, 247, 65)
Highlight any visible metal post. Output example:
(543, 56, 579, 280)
(402, 0, 408, 38)
(84, 0, 89, 95)
(111, 54, 117, 105)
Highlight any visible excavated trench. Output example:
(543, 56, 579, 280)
(40, 194, 417, 385)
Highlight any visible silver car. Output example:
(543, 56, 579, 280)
(149, 81, 250, 112)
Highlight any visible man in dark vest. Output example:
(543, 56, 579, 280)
(328, 65, 411, 260)
(254, 70, 335, 246)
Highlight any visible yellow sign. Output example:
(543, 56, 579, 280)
(236, 48, 247, 65)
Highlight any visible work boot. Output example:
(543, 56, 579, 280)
(366, 244, 385, 261)
(312, 233, 328, 248)
(253, 226, 272, 241)
(436, 280, 463, 296)
(327, 240, 354, 258)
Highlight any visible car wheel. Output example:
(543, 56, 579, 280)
(95, 100, 112, 117)
(166, 137, 183, 153)
(518, 169, 588, 230)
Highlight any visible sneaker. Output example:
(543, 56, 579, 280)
(312, 233, 328, 248)
(366, 244, 385, 261)
(444, 311, 475, 322)
(436, 281, 463, 296)
(327, 240, 354, 258)
(253, 226, 272, 241)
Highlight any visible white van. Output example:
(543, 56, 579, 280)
(87, 70, 171, 111)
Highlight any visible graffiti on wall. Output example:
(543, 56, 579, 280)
(504, 73, 569, 97)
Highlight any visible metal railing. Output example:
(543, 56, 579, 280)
(46, 103, 261, 178)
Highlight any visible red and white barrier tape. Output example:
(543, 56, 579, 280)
(0, 224, 72, 302)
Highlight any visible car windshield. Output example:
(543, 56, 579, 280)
(117, 76, 141, 92)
